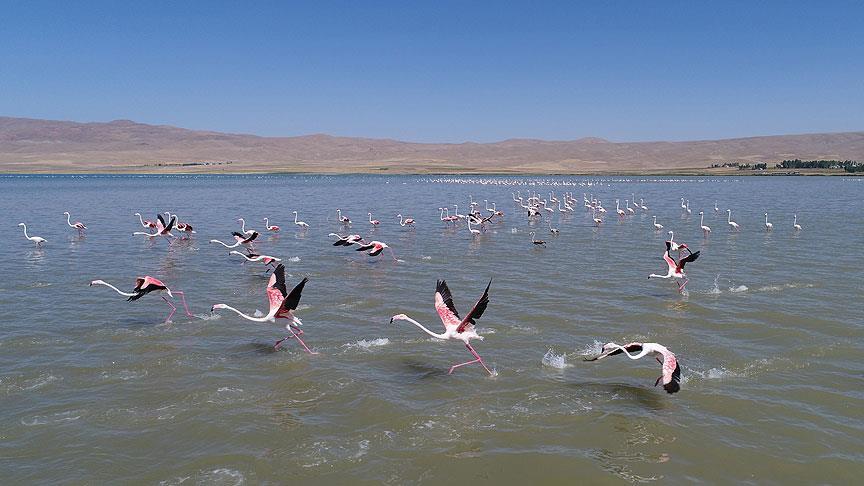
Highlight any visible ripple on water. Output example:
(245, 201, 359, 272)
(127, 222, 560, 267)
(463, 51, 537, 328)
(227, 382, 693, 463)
(21, 409, 83, 426)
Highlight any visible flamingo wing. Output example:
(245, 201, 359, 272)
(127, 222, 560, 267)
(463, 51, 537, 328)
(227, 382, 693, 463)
(243, 232, 259, 243)
(367, 245, 384, 256)
(279, 277, 308, 313)
(677, 250, 700, 271)
(662, 242, 676, 271)
(456, 279, 492, 333)
(657, 352, 681, 394)
(434, 280, 462, 329)
(164, 216, 176, 233)
(355, 243, 374, 252)
(157, 214, 167, 230)
(270, 264, 288, 297)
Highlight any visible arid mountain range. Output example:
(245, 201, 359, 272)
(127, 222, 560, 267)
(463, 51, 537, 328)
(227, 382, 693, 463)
(1, 116, 862, 174)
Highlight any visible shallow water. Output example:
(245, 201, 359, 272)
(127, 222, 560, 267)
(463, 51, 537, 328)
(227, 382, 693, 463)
(1, 174, 862, 484)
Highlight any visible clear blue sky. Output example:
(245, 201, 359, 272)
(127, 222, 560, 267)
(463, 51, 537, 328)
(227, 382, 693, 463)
(1, 1, 862, 142)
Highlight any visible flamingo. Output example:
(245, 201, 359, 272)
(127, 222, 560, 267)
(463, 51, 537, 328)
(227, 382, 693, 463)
(727, 209, 740, 231)
(18, 223, 46, 247)
(229, 249, 282, 269)
(390, 279, 494, 375)
(584, 342, 681, 394)
(329, 233, 364, 246)
(764, 212, 773, 231)
(685, 200, 692, 215)
(263, 218, 280, 232)
(625, 199, 635, 215)
(699, 211, 711, 236)
(397, 214, 415, 227)
(615, 200, 626, 217)
(529, 231, 546, 245)
(467, 219, 481, 236)
(166, 212, 194, 237)
(680, 197, 687, 211)
(89, 276, 193, 323)
(132, 214, 176, 242)
(648, 240, 701, 292)
(667, 230, 690, 256)
(211, 264, 315, 354)
(452, 205, 466, 220)
(237, 218, 255, 235)
(356, 240, 398, 260)
(63, 212, 87, 234)
(714, 201, 719, 212)
(793, 214, 802, 231)
(548, 219, 560, 235)
(209, 231, 259, 249)
(292, 211, 309, 229)
(653, 216, 663, 231)
(336, 209, 351, 224)
(640, 198, 648, 211)
(368, 213, 380, 226)
(592, 208, 603, 226)
(135, 212, 157, 229)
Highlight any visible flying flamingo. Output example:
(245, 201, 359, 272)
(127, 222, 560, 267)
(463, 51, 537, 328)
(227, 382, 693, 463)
(397, 214, 415, 227)
(292, 211, 309, 229)
(584, 342, 681, 394)
(133, 214, 176, 242)
(237, 218, 255, 235)
(699, 211, 711, 236)
(727, 209, 740, 231)
(89, 276, 193, 323)
(135, 212, 157, 229)
(263, 218, 280, 232)
(793, 214, 802, 231)
(368, 213, 380, 226)
(18, 223, 46, 247)
(653, 216, 663, 231)
(210, 231, 259, 249)
(356, 240, 399, 261)
(764, 212, 773, 231)
(211, 264, 315, 354)
(63, 212, 87, 234)
(390, 279, 494, 375)
(336, 209, 351, 224)
(329, 233, 364, 246)
(648, 240, 701, 292)
(529, 231, 546, 245)
(229, 249, 282, 269)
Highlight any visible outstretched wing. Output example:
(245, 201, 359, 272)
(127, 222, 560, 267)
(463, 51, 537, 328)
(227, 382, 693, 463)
(355, 243, 374, 252)
(280, 277, 308, 313)
(157, 214, 167, 231)
(269, 264, 288, 297)
(456, 279, 492, 333)
(677, 250, 700, 271)
(232, 231, 245, 238)
(663, 242, 676, 271)
(434, 280, 461, 329)
(243, 231, 259, 243)
(164, 215, 176, 232)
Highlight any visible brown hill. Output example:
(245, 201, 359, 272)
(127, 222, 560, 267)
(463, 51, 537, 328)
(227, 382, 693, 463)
(0, 116, 862, 173)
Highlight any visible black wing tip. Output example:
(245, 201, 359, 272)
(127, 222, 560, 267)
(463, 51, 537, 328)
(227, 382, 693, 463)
(663, 362, 682, 394)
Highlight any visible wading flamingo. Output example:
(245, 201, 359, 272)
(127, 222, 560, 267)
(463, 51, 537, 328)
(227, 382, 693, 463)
(529, 231, 546, 245)
(237, 218, 255, 235)
(135, 212, 157, 229)
(336, 209, 351, 224)
(549, 219, 560, 235)
(132, 214, 176, 242)
(764, 212, 773, 231)
(89, 276, 193, 323)
(584, 342, 681, 394)
(653, 216, 663, 231)
(368, 213, 380, 226)
(292, 211, 309, 229)
(390, 279, 494, 375)
(211, 264, 315, 353)
(616, 200, 626, 217)
(793, 214, 802, 231)
(397, 214, 415, 227)
(263, 218, 280, 232)
(727, 209, 740, 231)
(18, 223, 46, 247)
(63, 212, 87, 234)
(648, 240, 701, 292)
(699, 211, 711, 236)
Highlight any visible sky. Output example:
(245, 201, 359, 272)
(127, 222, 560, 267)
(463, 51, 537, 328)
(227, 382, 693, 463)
(1, 1, 862, 143)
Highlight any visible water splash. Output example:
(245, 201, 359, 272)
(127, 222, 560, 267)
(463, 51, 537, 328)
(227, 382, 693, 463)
(343, 338, 390, 350)
(729, 285, 748, 293)
(542, 348, 570, 369)
(288, 256, 301, 262)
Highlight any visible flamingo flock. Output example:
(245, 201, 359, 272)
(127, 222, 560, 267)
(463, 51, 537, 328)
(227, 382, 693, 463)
(17, 188, 810, 394)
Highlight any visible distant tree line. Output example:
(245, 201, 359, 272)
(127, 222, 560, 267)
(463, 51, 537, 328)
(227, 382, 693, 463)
(776, 159, 863, 173)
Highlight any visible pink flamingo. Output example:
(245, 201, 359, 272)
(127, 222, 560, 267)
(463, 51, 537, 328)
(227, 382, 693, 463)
(263, 218, 280, 232)
(336, 209, 351, 224)
(165, 212, 195, 237)
(355, 240, 399, 261)
(89, 276, 193, 323)
(397, 214, 415, 227)
(135, 212, 157, 229)
(229, 249, 282, 269)
(648, 240, 701, 292)
(63, 212, 87, 234)
(329, 233, 365, 246)
(368, 213, 380, 226)
(584, 342, 681, 394)
(210, 231, 259, 249)
(391, 279, 494, 375)
(132, 214, 176, 243)
(292, 211, 309, 229)
(211, 264, 315, 354)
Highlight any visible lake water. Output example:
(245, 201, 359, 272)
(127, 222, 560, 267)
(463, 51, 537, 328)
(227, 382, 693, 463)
(1, 174, 862, 484)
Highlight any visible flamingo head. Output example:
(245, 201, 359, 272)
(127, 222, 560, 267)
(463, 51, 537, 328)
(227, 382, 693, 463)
(89, 279, 105, 287)
(211, 303, 228, 312)
(389, 314, 408, 324)
(64, 211, 70, 216)
(18, 223, 25, 227)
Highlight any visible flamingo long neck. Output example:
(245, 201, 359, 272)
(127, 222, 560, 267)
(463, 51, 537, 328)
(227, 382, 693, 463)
(618, 345, 652, 360)
(728, 211, 732, 223)
(700, 213, 704, 226)
(294, 212, 299, 224)
(765, 213, 769, 224)
(66, 213, 73, 227)
(794, 214, 797, 224)
(239, 219, 247, 232)
(210, 239, 239, 248)
(669, 231, 674, 242)
(20, 224, 29, 238)
(137, 213, 146, 226)
(218, 305, 276, 322)
(398, 316, 447, 339)
(264, 218, 270, 227)
(93, 281, 136, 297)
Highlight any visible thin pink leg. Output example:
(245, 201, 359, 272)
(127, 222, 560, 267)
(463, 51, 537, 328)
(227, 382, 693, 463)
(288, 326, 317, 354)
(448, 343, 492, 375)
(678, 278, 689, 293)
(172, 291, 194, 317)
(161, 296, 177, 323)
